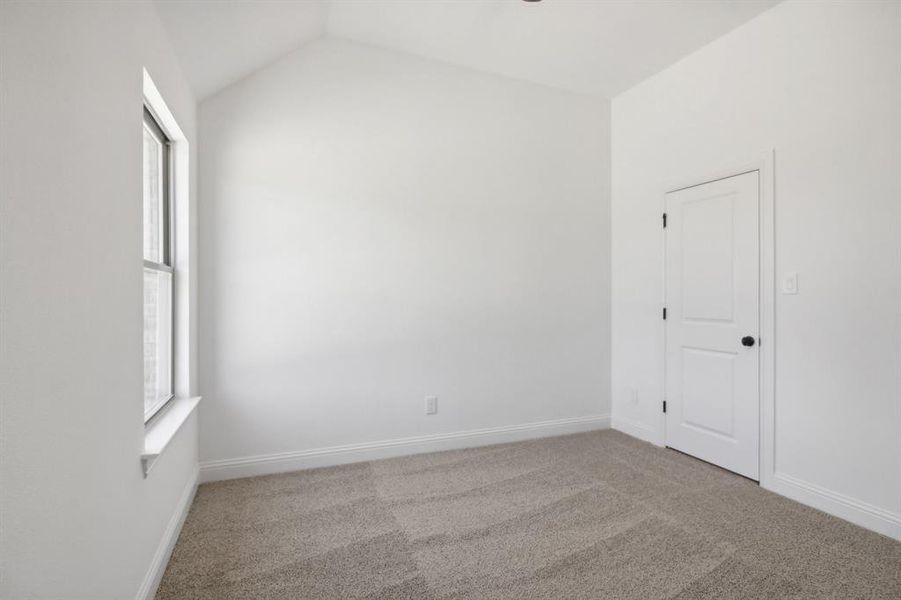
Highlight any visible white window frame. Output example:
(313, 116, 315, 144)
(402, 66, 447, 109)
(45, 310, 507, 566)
(141, 69, 200, 477)
(141, 69, 195, 426)
(143, 106, 175, 422)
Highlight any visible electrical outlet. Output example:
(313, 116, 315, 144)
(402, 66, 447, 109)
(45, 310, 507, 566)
(629, 387, 639, 405)
(425, 396, 438, 415)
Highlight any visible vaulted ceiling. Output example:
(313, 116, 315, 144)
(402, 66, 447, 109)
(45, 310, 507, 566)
(154, 0, 780, 101)
(154, 0, 330, 99)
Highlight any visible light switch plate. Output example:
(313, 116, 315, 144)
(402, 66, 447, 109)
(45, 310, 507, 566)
(782, 272, 799, 295)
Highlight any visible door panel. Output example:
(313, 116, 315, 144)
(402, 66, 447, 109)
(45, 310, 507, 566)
(681, 194, 734, 321)
(665, 171, 759, 480)
(681, 347, 736, 438)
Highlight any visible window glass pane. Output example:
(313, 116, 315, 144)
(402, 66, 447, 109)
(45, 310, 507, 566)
(144, 268, 172, 419)
(143, 125, 163, 262)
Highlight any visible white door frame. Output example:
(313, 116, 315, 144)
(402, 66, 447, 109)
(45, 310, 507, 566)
(661, 149, 775, 487)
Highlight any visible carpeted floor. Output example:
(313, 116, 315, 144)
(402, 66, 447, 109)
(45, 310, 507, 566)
(157, 430, 901, 599)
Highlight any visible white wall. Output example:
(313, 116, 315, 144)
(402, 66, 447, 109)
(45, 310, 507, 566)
(198, 38, 610, 473)
(0, 2, 199, 597)
(611, 0, 901, 538)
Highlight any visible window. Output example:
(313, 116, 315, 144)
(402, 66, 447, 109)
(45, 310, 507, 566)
(143, 107, 173, 422)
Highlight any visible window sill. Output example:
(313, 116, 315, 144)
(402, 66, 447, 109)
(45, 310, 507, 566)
(142, 395, 201, 477)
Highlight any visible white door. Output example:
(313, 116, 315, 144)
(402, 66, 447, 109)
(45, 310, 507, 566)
(665, 171, 760, 480)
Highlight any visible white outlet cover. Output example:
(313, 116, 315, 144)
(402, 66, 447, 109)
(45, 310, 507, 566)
(425, 396, 438, 415)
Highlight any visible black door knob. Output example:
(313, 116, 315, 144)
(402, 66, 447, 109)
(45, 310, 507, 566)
(741, 336, 756, 347)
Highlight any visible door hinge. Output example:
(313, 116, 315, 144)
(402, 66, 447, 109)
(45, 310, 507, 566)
(662, 213, 667, 228)
(662, 400, 667, 413)
(662, 307, 667, 320)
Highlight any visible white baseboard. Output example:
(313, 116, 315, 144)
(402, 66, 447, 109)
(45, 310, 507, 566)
(136, 465, 199, 600)
(612, 416, 662, 446)
(765, 472, 901, 542)
(612, 424, 901, 542)
(199, 414, 611, 483)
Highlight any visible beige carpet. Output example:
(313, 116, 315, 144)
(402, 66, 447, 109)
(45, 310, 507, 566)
(157, 430, 901, 599)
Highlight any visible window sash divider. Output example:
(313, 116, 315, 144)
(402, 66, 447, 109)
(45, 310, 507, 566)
(143, 259, 173, 273)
